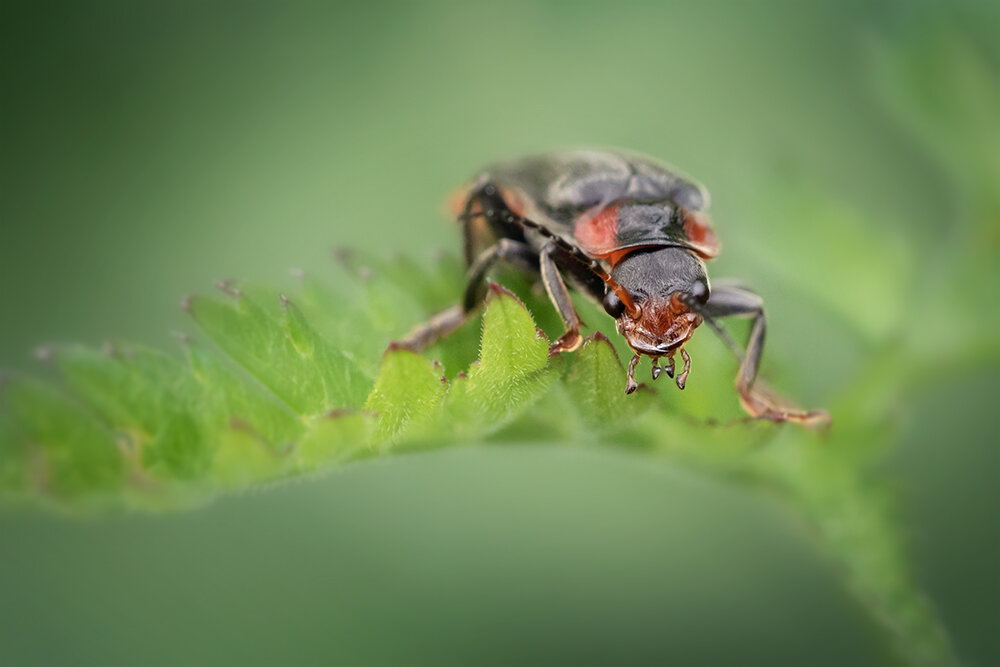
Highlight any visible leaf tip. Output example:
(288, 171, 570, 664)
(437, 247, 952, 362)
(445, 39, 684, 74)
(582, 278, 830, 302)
(330, 246, 354, 266)
(381, 342, 429, 366)
(385, 340, 407, 354)
(588, 330, 611, 345)
(216, 280, 241, 298)
(171, 330, 192, 346)
(487, 281, 511, 298)
(324, 407, 375, 420)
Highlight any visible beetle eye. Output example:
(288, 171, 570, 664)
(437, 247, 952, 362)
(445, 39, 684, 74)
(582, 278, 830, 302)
(688, 278, 710, 305)
(602, 290, 626, 318)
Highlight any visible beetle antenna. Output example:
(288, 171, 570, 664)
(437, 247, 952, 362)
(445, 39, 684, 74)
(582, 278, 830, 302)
(591, 268, 639, 319)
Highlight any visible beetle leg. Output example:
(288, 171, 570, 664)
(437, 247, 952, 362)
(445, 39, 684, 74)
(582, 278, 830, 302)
(676, 347, 691, 390)
(395, 239, 537, 352)
(533, 240, 618, 354)
(539, 243, 584, 355)
(460, 195, 484, 267)
(392, 304, 467, 352)
(700, 284, 829, 426)
(462, 239, 539, 312)
(625, 353, 641, 394)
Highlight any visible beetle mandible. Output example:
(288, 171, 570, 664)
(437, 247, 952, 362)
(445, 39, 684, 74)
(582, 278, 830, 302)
(397, 149, 827, 425)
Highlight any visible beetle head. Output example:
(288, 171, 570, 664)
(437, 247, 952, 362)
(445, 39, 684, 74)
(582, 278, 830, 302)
(604, 247, 709, 392)
(615, 292, 703, 357)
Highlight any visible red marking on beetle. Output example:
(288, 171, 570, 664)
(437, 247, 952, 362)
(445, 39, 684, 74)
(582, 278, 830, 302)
(604, 244, 661, 267)
(446, 185, 526, 220)
(574, 204, 619, 257)
(607, 247, 638, 267)
(445, 185, 471, 217)
(682, 210, 721, 259)
(499, 187, 526, 218)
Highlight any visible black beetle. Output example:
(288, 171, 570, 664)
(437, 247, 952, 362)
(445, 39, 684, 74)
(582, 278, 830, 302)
(398, 149, 827, 425)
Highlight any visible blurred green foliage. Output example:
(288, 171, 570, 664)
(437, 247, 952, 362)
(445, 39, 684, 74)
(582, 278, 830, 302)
(2, 1, 999, 666)
(0, 244, 958, 664)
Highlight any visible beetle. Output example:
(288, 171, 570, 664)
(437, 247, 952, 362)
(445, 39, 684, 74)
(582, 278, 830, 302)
(397, 149, 827, 425)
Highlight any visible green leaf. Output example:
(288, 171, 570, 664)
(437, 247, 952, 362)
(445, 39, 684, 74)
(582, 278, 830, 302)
(296, 410, 375, 469)
(1, 376, 122, 501)
(562, 332, 651, 438)
(443, 284, 557, 437)
(0, 247, 962, 665)
(183, 337, 303, 450)
(187, 284, 369, 415)
(364, 349, 446, 446)
(1, 171, 976, 667)
(293, 269, 381, 376)
(52, 344, 210, 480)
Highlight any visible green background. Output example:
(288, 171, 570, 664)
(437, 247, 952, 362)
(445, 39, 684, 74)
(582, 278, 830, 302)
(1, 1, 997, 665)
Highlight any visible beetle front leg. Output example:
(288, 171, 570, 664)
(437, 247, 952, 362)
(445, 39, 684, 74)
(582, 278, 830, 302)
(539, 243, 584, 355)
(701, 284, 829, 426)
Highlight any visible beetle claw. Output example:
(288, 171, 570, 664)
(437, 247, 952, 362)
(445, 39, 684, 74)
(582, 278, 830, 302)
(625, 353, 641, 395)
(548, 330, 583, 356)
(675, 348, 691, 390)
(738, 382, 831, 428)
(651, 358, 661, 380)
